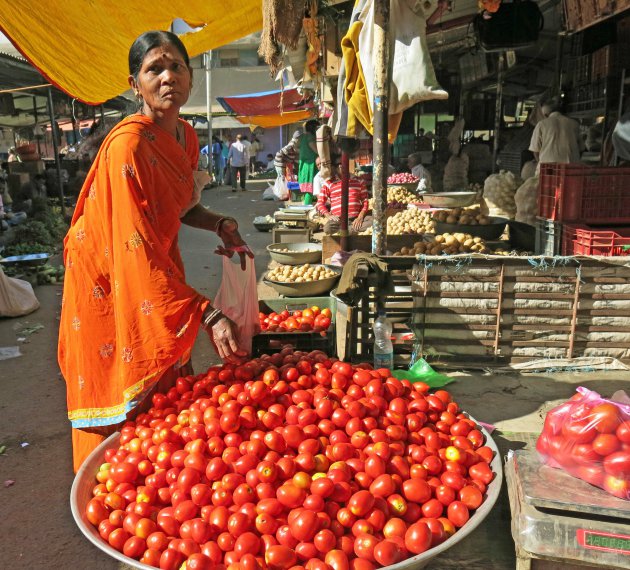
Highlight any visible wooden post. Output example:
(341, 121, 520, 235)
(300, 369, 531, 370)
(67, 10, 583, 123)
(340, 151, 350, 251)
(46, 87, 65, 211)
(491, 53, 505, 173)
(371, 0, 390, 255)
(205, 51, 214, 179)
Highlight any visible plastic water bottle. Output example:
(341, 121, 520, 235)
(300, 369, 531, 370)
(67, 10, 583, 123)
(373, 311, 394, 370)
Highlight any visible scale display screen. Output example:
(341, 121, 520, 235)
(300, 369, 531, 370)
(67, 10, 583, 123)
(577, 529, 630, 555)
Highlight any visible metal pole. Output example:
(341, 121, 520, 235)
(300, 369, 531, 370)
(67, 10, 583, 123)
(46, 87, 65, 209)
(32, 96, 41, 156)
(340, 151, 350, 251)
(371, 0, 391, 255)
(491, 53, 505, 173)
(205, 51, 213, 178)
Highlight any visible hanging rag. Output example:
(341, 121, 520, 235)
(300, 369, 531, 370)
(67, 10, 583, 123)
(335, 252, 395, 306)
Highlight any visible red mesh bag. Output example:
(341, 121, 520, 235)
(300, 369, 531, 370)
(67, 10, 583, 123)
(536, 387, 630, 500)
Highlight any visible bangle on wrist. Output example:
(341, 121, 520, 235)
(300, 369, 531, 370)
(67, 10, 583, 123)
(201, 308, 224, 330)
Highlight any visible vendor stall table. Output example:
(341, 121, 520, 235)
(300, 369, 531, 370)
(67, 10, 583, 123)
(506, 449, 630, 569)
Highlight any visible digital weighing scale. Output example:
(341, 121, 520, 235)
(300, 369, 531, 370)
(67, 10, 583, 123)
(506, 449, 630, 569)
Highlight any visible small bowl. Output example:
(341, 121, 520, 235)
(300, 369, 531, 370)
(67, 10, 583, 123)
(253, 222, 274, 232)
(421, 192, 477, 208)
(433, 216, 508, 240)
(267, 243, 322, 265)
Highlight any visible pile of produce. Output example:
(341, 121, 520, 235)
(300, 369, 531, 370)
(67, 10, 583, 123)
(269, 247, 320, 254)
(361, 209, 435, 236)
(260, 306, 333, 333)
(514, 177, 539, 227)
(254, 216, 275, 225)
(368, 186, 419, 210)
(392, 234, 490, 256)
(387, 173, 419, 185)
(84, 348, 496, 569)
(482, 171, 519, 219)
(432, 207, 491, 226)
(267, 264, 338, 284)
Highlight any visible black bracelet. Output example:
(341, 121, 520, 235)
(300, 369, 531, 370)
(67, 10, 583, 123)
(201, 308, 224, 330)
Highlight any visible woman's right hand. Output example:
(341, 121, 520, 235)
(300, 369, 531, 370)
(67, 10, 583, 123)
(207, 316, 244, 361)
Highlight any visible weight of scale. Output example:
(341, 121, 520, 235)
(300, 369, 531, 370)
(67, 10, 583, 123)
(506, 449, 630, 568)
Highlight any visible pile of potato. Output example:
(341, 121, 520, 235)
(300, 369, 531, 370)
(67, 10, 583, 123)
(368, 186, 420, 210)
(493, 247, 533, 256)
(392, 233, 491, 256)
(361, 209, 435, 235)
(432, 207, 491, 226)
(267, 264, 337, 283)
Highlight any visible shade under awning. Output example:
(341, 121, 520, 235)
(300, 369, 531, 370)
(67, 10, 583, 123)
(190, 115, 245, 129)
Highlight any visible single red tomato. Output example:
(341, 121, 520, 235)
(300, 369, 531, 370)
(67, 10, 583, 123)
(404, 521, 431, 555)
(592, 433, 621, 456)
(447, 501, 470, 528)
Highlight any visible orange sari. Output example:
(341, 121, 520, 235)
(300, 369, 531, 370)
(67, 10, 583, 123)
(59, 115, 208, 470)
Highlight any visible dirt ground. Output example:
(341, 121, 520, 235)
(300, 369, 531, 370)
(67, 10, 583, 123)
(1, 182, 629, 569)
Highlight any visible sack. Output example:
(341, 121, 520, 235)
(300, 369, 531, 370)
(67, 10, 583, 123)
(358, 0, 448, 116)
(536, 387, 630, 499)
(212, 257, 260, 355)
(0, 266, 40, 317)
(474, 0, 544, 52)
(273, 176, 289, 201)
(224, 166, 232, 187)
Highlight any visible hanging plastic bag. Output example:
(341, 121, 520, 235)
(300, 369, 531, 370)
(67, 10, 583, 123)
(273, 176, 289, 201)
(536, 387, 630, 499)
(392, 358, 454, 388)
(358, 0, 448, 116)
(212, 257, 260, 355)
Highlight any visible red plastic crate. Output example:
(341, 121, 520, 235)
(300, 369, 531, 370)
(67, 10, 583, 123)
(538, 163, 630, 224)
(562, 224, 630, 256)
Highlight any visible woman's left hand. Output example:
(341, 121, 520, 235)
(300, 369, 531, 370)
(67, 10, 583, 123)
(215, 219, 254, 270)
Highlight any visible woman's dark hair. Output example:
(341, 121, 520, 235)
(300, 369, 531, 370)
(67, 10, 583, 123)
(304, 119, 319, 135)
(129, 31, 190, 80)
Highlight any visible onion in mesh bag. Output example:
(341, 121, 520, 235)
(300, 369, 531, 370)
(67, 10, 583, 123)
(483, 170, 519, 218)
(515, 176, 539, 226)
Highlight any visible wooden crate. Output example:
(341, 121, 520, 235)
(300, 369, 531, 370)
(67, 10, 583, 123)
(343, 255, 630, 368)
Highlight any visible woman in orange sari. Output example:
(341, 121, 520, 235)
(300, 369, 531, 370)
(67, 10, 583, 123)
(58, 31, 253, 472)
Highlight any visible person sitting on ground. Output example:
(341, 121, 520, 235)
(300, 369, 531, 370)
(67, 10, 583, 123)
(266, 153, 275, 171)
(407, 152, 432, 193)
(316, 160, 370, 234)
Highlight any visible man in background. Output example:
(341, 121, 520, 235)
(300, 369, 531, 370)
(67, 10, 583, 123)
(407, 152, 432, 193)
(227, 134, 248, 191)
(529, 98, 584, 172)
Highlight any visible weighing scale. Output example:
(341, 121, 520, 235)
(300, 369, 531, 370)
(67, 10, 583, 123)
(506, 449, 630, 569)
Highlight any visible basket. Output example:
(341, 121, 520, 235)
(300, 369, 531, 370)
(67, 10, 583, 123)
(253, 222, 274, 232)
(538, 163, 630, 224)
(562, 224, 630, 256)
(267, 242, 322, 265)
(253, 296, 337, 356)
(421, 192, 477, 208)
(72, 422, 502, 570)
(433, 216, 508, 240)
(534, 217, 562, 256)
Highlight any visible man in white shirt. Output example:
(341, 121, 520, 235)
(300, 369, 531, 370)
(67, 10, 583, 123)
(407, 152, 432, 193)
(529, 99, 584, 172)
(227, 134, 249, 191)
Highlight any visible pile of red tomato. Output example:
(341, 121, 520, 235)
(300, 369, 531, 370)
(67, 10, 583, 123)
(259, 307, 332, 334)
(536, 389, 630, 499)
(85, 348, 496, 570)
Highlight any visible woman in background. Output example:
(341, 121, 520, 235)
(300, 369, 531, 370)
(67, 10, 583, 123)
(298, 119, 319, 193)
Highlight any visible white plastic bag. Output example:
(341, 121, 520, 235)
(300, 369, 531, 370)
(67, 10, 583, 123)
(359, 0, 448, 116)
(212, 257, 259, 354)
(263, 183, 276, 201)
(273, 176, 289, 201)
(0, 267, 40, 317)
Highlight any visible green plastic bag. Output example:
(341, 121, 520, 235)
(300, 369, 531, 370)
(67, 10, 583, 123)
(392, 358, 454, 388)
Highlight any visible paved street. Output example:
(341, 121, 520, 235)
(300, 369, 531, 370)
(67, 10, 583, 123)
(1, 182, 629, 569)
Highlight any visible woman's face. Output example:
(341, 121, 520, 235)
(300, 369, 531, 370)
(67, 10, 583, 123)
(129, 43, 191, 115)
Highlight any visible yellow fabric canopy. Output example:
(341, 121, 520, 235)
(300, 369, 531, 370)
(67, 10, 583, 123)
(0, 1, 262, 104)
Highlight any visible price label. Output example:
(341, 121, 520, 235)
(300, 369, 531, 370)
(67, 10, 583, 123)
(576, 529, 630, 555)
